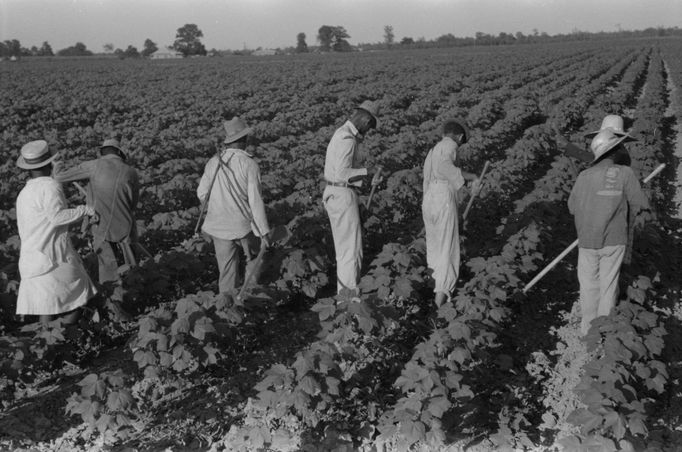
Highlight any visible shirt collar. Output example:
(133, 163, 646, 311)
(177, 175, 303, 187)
(101, 153, 123, 161)
(345, 120, 359, 137)
(223, 147, 253, 158)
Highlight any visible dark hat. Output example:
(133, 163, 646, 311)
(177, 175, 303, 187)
(100, 138, 127, 158)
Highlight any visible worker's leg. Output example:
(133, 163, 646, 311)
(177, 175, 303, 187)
(577, 247, 600, 335)
(324, 187, 362, 294)
(213, 236, 240, 293)
(423, 185, 458, 303)
(597, 244, 626, 317)
(242, 232, 263, 287)
(97, 241, 120, 284)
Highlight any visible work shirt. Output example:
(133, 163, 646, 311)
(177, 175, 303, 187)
(324, 121, 367, 187)
(197, 148, 269, 241)
(54, 154, 139, 243)
(422, 137, 465, 194)
(568, 160, 649, 249)
(16, 177, 96, 315)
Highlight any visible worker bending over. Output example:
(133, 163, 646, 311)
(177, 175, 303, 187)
(422, 120, 480, 307)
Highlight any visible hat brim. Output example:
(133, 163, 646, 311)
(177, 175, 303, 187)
(585, 130, 637, 142)
(224, 127, 252, 144)
(100, 144, 127, 159)
(592, 134, 629, 164)
(355, 107, 379, 129)
(17, 152, 59, 170)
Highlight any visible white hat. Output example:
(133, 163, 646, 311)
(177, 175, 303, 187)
(16, 140, 59, 170)
(590, 129, 629, 163)
(585, 115, 636, 142)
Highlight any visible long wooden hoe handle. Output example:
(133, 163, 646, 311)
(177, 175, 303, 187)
(463, 160, 490, 222)
(522, 163, 666, 294)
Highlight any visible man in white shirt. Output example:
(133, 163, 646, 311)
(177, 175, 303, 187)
(422, 120, 479, 307)
(15, 140, 98, 324)
(323, 100, 383, 295)
(197, 118, 270, 293)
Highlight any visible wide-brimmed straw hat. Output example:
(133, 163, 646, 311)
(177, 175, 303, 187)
(223, 117, 252, 144)
(100, 138, 126, 159)
(590, 129, 629, 163)
(355, 100, 380, 129)
(16, 140, 59, 170)
(585, 115, 636, 142)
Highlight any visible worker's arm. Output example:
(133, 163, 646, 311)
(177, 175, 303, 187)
(45, 184, 93, 226)
(52, 160, 96, 184)
(333, 136, 368, 184)
(247, 163, 270, 240)
(197, 157, 217, 204)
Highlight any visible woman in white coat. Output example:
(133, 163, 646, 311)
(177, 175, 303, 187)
(15, 140, 98, 324)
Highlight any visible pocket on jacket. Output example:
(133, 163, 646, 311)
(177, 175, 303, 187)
(19, 250, 57, 278)
(324, 189, 352, 215)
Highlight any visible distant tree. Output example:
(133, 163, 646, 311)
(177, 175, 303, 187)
(141, 38, 158, 57)
(296, 32, 308, 53)
(317, 25, 333, 51)
(384, 25, 395, 47)
(515, 31, 526, 43)
(114, 48, 124, 59)
(0, 42, 7, 57)
(124, 45, 140, 58)
(40, 41, 54, 56)
(30, 46, 39, 55)
(318, 25, 351, 52)
(103, 43, 114, 53)
(4, 39, 22, 57)
(173, 23, 207, 57)
(400, 36, 414, 45)
(57, 42, 93, 56)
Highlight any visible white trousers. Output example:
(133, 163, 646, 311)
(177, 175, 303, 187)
(323, 186, 362, 293)
(577, 245, 625, 335)
(423, 182, 460, 295)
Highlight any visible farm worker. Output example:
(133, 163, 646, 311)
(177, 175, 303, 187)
(323, 100, 383, 295)
(15, 140, 98, 324)
(197, 117, 270, 293)
(54, 138, 140, 320)
(568, 129, 649, 335)
(422, 120, 480, 307)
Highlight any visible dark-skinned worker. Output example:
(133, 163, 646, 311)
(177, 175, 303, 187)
(422, 120, 480, 307)
(568, 129, 649, 335)
(54, 138, 140, 321)
(15, 140, 98, 324)
(323, 100, 383, 295)
(197, 117, 270, 294)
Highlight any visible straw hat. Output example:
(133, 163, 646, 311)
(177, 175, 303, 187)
(585, 115, 636, 142)
(355, 100, 380, 128)
(16, 140, 59, 170)
(100, 138, 126, 159)
(223, 117, 252, 144)
(590, 129, 629, 163)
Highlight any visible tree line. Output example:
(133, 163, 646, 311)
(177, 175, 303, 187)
(3, 23, 681, 60)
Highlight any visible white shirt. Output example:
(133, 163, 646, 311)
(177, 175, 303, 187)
(197, 148, 270, 240)
(324, 121, 368, 187)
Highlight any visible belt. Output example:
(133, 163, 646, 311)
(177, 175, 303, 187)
(326, 181, 355, 188)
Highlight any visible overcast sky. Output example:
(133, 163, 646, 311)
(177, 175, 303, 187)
(1, 0, 680, 52)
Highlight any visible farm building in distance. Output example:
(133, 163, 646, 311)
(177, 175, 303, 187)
(150, 48, 183, 59)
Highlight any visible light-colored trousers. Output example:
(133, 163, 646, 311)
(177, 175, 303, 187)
(422, 182, 460, 295)
(323, 186, 362, 294)
(577, 244, 625, 335)
(212, 232, 260, 293)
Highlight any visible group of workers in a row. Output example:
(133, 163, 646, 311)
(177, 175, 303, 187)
(13, 101, 649, 335)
